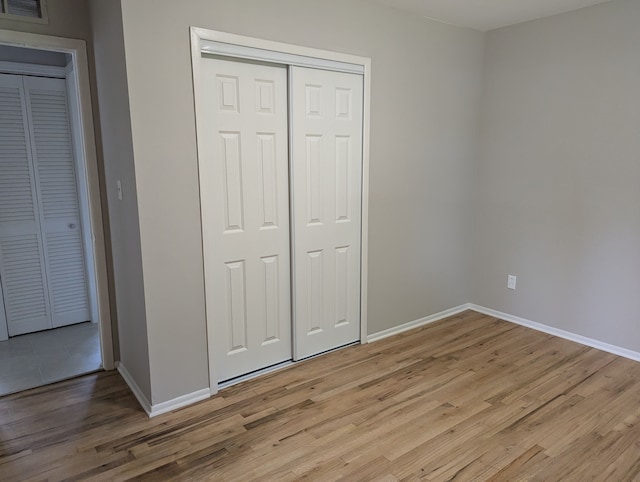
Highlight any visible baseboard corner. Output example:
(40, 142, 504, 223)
(117, 363, 152, 417)
(468, 304, 640, 363)
(367, 303, 472, 343)
(148, 388, 211, 418)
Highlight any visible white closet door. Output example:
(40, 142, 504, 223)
(290, 67, 363, 360)
(0, 73, 52, 336)
(23, 76, 90, 328)
(199, 57, 292, 381)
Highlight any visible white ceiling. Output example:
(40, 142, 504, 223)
(370, 0, 613, 31)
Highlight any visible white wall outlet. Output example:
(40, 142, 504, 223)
(116, 180, 123, 201)
(507, 275, 517, 290)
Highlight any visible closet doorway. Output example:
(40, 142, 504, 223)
(0, 33, 112, 395)
(191, 28, 371, 393)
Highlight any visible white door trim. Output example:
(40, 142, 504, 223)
(199, 40, 364, 75)
(0, 29, 114, 370)
(66, 61, 99, 326)
(190, 27, 371, 395)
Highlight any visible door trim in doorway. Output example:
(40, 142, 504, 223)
(190, 27, 371, 396)
(0, 29, 114, 370)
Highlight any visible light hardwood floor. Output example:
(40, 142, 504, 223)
(2, 310, 640, 481)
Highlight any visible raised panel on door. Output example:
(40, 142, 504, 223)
(290, 66, 363, 360)
(23, 75, 90, 328)
(198, 56, 292, 382)
(0, 73, 51, 337)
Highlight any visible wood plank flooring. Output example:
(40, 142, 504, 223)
(2, 310, 640, 480)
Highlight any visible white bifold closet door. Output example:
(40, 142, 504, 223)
(290, 66, 363, 360)
(199, 57, 292, 382)
(0, 73, 90, 337)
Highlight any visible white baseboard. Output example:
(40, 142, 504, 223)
(468, 304, 640, 363)
(117, 362, 210, 417)
(367, 304, 471, 343)
(117, 362, 152, 416)
(149, 388, 210, 418)
(116, 303, 640, 416)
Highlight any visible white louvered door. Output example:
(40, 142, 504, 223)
(0, 74, 90, 337)
(23, 76, 90, 328)
(0, 73, 51, 336)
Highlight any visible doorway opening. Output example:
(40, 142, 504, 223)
(0, 32, 113, 396)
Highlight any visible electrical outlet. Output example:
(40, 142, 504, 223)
(507, 275, 517, 290)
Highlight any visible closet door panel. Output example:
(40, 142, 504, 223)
(0, 73, 51, 336)
(23, 76, 90, 327)
(291, 67, 363, 360)
(199, 57, 292, 382)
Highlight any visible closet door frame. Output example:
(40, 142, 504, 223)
(0, 30, 114, 370)
(191, 27, 371, 395)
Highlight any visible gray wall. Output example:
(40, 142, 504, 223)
(88, 0, 151, 400)
(472, 0, 640, 351)
(118, 0, 485, 403)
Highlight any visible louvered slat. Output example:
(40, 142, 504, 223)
(45, 231, 89, 316)
(7, 0, 42, 18)
(0, 85, 36, 224)
(0, 235, 48, 324)
(28, 87, 80, 221)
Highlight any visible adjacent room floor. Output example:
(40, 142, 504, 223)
(1, 310, 639, 480)
(0, 322, 101, 396)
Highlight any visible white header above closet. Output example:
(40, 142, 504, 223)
(199, 39, 364, 75)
